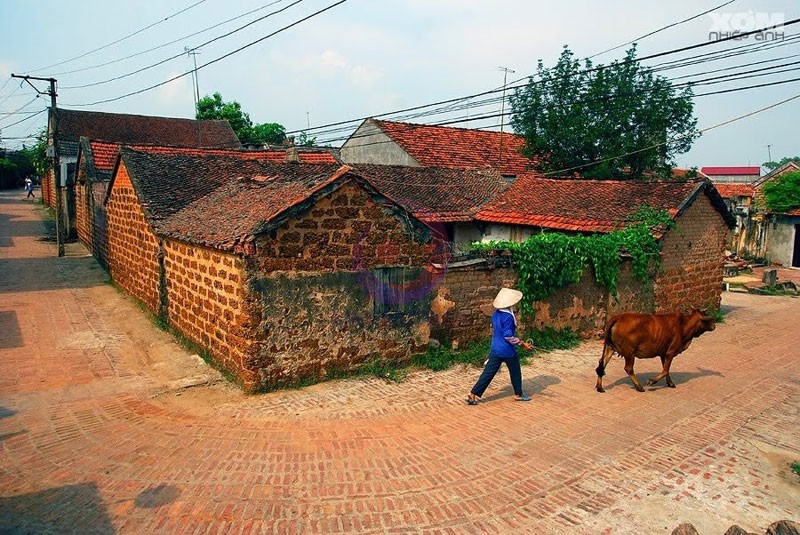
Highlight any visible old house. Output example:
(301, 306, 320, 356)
(700, 166, 761, 183)
(76, 139, 337, 267)
(713, 182, 756, 256)
(751, 161, 800, 267)
(44, 108, 241, 240)
(340, 118, 535, 177)
(353, 164, 509, 251)
(105, 146, 438, 391)
(446, 175, 735, 329)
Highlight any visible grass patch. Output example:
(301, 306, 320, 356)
(522, 326, 580, 351)
(791, 462, 800, 477)
(707, 308, 726, 324)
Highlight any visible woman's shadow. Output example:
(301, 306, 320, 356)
(480, 374, 561, 402)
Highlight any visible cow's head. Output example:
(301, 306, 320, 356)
(687, 309, 716, 337)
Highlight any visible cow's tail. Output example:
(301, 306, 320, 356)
(596, 316, 619, 378)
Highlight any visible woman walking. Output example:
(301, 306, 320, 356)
(466, 288, 533, 405)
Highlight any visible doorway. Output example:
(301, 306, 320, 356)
(793, 224, 800, 267)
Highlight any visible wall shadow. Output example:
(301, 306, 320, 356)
(0, 482, 115, 534)
(0, 310, 23, 349)
(602, 366, 724, 391)
(0, 256, 108, 293)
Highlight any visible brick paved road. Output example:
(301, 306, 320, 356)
(1, 190, 798, 534)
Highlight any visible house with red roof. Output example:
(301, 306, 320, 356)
(340, 118, 536, 177)
(104, 146, 441, 392)
(474, 174, 735, 313)
(75, 137, 338, 267)
(700, 166, 761, 183)
(44, 107, 242, 242)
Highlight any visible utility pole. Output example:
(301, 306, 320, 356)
(11, 74, 64, 256)
(766, 144, 773, 163)
(497, 66, 515, 169)
(185, 47, 201, 110)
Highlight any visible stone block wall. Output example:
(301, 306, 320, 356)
(91, 181, 110, 269)
(75, 164, 92, 251)
(106, 164, 161, 315)
(163, 240, 262, 389)
(430, 261, 652, 346)
(41, 170, 55, 208)
(655, 194, 728, 313)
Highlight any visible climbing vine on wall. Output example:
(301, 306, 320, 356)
(470, 206, 675, 315)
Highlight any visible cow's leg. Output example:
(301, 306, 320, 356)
(647, 355, 676, 387)
(595, 343, 615, 393)
(624, 355, 645, 392)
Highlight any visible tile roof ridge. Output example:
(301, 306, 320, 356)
(374, 117, 524, 136)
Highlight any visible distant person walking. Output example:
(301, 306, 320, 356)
(24, 177, 35, 199)
(466, 288, 533, 405)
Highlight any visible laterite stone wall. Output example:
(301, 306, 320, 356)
(163, 240, 261, 390)
(75, 162, 92, 251)
(654, 194, 728, 313)
(106, 164, 161, 315)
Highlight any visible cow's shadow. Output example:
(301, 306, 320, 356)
(602, 366, 724, 391)
(480, 374, 561, 402)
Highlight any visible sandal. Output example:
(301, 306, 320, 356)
(466, 396, 479, 406)
(515, 395, 531, 402)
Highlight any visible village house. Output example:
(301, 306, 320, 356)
(750, 161, 800, 267)
(44, 107, 241, 240)
(405, 174, 735, 343)
(700, 165, 760, 183)
(104, 146, 440, 392)
(339, 118, 535, 177)
(76, 138, 338, 267)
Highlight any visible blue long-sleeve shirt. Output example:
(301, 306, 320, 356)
(489, 309, 520, 358)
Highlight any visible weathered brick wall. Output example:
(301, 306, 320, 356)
(162, 240, 262, 389)
(248, 182, 434, 389)
(75, 162, 92, 251)
(106, 164, 161, 315)
(41, 170, 55, 208)
(91, 181, 110, 269)
(430, 260, 652, 345)
(254, 182, 433, 271)
(654, 194, 728, 313)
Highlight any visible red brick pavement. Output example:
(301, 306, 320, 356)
(1, 190, 798, 534)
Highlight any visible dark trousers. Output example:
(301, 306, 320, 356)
(471, 354, 523, 397)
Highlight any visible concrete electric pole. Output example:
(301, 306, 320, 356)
(11, 74, 64, 256)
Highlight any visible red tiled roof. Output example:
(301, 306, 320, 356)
(351, 164, 508, 223)
(161, 165, 353, 250)
(713, 183, 755, 198)
(476, 174, 731, 233)
(372, 119, 535, 175)
(700, 166, 760, 176)
(55, 108, 241, 155)
(89, 141, 337, 171)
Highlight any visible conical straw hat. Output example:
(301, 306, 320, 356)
(493, 288, 523, 309)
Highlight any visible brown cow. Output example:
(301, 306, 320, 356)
(595, 309, 716, 393)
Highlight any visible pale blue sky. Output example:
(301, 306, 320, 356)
(1, 0, 797, 169)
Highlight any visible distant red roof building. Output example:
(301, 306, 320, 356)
(340, 118, 536, 176)
(700, 166, 760, 176)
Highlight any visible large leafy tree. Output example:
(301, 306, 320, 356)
(762, 171, 800, 213)
(510, 46, 698, 179)
(196, 92, 286, 146)
(763, 156, 799, 172)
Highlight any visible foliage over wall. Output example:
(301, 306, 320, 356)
(470, 206, 674, 315)
(762, 170, 800, 213)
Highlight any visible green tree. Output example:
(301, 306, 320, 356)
(296, 131, 317, 147)
(763, 156, 800, 172)
(196, 92, 286, 146)
(762, 171, 800, 213)
(510, 45, 698, 180)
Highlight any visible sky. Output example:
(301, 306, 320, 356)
(0, 0, 798, 170)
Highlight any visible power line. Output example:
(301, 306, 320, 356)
(62, 0, 350, 107)
(287, 18, 800, 137)
(61, 0, 305, 90)
(47, 0, 290, 77)
(587, 0, 738, 59)
(24, 0, 209, 74)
